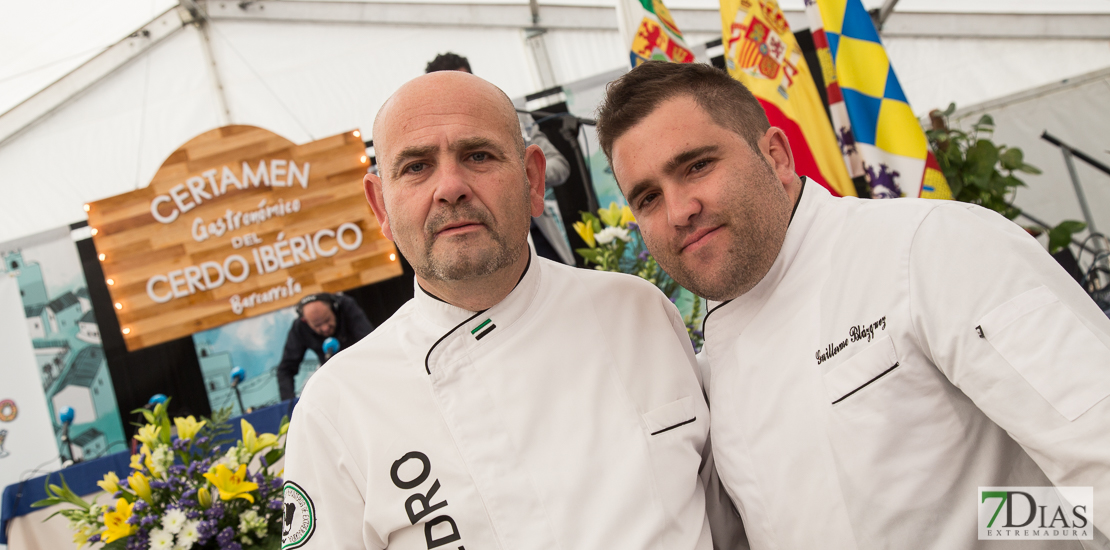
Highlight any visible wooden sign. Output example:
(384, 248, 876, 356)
(87, 125, 402, 351)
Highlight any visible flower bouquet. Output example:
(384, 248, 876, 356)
(573, 202, 704, 350)
(33, 400, 288, 550)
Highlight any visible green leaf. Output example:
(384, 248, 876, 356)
(976, 114, 994, 129)
(999, 148, 1023, 171)
(967, 140, 999, 178)
(30, 497, 62, 508)
(265, 447, 285, 466)
(1048, 220, 1087, 254)
(942, 102, 956, 116)
(1018, 163, 1042, 175)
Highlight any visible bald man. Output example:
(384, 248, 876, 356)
(280, 71, 723, 549)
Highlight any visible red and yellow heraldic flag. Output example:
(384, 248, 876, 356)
(720, 0, 855, 197)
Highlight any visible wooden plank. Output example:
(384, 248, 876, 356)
(88, 125, 401, 351)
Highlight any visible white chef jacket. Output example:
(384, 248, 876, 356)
(282, 251, 714, 549)
(703, 179, 1110, 550)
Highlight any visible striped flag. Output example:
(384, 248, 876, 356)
(805, 0, 951, 199)
(719, 0, 856, 197)
(617, 0, 695, 67)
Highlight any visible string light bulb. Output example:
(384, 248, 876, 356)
(106, 278, 115, 286)
(98, 253, 106, 261)
(90, 228, 98, 236)
(83, 204, 90, 212)
(353, 130, 361, 138)
(389, 253, 396, 261)
(122, 327, 131, 335)
(360, 155, 368, 164)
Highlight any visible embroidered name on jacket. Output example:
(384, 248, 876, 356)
(816, 315, 888, 365)
(392, 451, 466, 549)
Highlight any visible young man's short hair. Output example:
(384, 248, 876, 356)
(596, 61, 770, 161)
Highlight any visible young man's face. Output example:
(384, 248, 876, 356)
(610, 95, 793, 301)
(366, 73, 545, 284)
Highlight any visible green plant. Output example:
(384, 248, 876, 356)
(927, 103, 1085, 253)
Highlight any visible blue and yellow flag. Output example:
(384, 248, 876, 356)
(807, 0, 951, 199)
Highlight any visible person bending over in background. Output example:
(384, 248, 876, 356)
(276, 292, 373, 401)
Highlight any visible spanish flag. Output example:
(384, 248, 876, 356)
(617, 0, 695, 67)
(806, 0, 951, 199)
(719, 0, 856, 197)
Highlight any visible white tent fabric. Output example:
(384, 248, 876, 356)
(1, 0, 1109, 243)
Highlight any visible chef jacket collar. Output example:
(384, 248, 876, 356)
(413, 247, 540, 332)
(705, 176, 830, 331)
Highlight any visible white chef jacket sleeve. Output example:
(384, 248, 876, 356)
(283, 399, 382, 549)
(907, 203, 1110, 533)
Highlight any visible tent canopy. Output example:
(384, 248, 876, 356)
(1, 0, 1109, 243)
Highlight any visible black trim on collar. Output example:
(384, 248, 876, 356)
(789, 175, 807, 223)
(416, 252, 533, 305)
(701, 298, 732, 336)
(424, 310, 487, 374)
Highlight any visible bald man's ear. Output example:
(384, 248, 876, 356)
(758, 127, 796, 188)
(524, 144, 547, 218)
(364, 172, 394, 241)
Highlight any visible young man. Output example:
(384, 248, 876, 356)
(281, 70, 720, 549)
(597, 61, 1110, 549)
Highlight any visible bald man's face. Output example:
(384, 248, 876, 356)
(365, 72, 545, 283)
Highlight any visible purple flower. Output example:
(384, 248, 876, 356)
(268, 498, 283, 510)
(260, 455, 269, 468)
(87, 534, 101, 543)
(195, 436, 209, 447)
(113, 491, 123, 499)
(216, 527, 235, 546)
(126, 514, 141, 525)
(150, 479, 169, 490)
(205, 503, 225, 519)
(271, 478, 283, 489)
(141, 515, 154, 527)
(223, 543, 243, 550)
(628, 222, 639, 231)
(132, 500, 148, 512)
(637, 250, 649, 261)
(180, 499, 197, 508)
(182, 488, 198, 499)
(186, 509, 201, 520)
(197, 519, 218, 543)
(173, 438, 190, 451)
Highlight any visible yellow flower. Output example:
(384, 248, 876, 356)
(73, 524, 98, 547)
(101, 498, 137, 543)
(128, 471, 152, 503)
(97, 471, 120, 494)
(129, 446, 145, 471)
(241, 419, 278, 455)
(134, 424, 161, 449)
(598, 202, 622, 228)
(619, 205, 636, 227)
(573, 221, 596, 248)
(202, 464, 259, 503)
(197, 486, 212, 508)
(173, 416, 206, 441)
